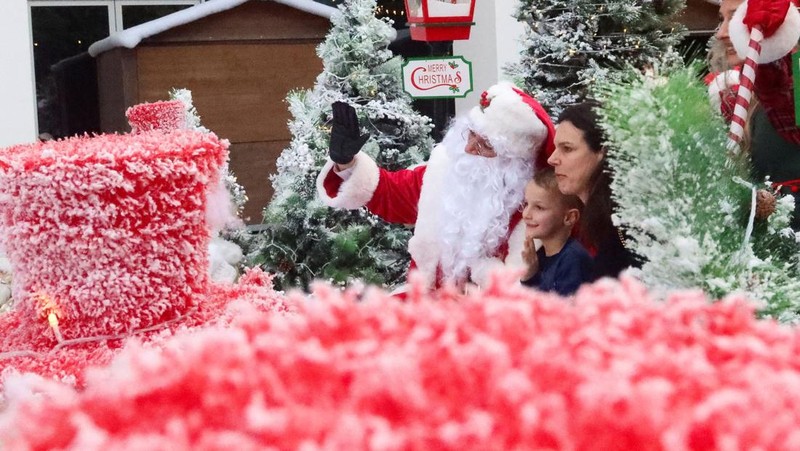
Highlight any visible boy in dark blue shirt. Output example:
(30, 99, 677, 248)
(520, 168, 593, 296)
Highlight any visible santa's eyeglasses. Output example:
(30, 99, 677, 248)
(463, 129, 497, 158)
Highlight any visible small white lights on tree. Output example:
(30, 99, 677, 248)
(506, 0, 686, 115)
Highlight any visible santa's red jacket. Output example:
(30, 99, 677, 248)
(316, 144, 526, 289)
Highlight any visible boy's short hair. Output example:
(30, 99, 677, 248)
(532, 168, 584, 213)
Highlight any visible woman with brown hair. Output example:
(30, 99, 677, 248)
(546, 102, 637, 281)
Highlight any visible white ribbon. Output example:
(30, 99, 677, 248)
(744, 187, 757, 249)
(733, 176, 757, 250)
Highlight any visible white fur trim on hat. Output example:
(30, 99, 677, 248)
(730, 1, 800, 64)
(467, 82, 549, 160)
(707, 69, 740, 112)
(316, 152, 380, 209)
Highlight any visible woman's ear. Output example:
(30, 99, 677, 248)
(564, 208, 580, 227)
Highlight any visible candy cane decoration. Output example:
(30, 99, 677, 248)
(726, 0, 800, 149)
(727, 25, 763, 151)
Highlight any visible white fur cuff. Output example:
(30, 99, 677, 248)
(316, 152, 381, 210)
(730, 1, 800, 64)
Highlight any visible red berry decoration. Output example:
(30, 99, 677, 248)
(479, 91, 491, 109)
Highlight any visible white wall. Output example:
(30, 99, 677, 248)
(0, 0, 37, 147)
(453, 0, 524, 115)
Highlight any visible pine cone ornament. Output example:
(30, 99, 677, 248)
(755, 189, 777, 220)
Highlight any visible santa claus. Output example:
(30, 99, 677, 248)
(317, 82, 555, 290)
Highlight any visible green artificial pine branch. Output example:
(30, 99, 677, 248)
(598, 67, 800, 322)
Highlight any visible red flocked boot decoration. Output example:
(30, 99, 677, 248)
(0, 130, 227, 339)
(126, 100, 186, 133)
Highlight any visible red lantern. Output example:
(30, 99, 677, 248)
(403, 0, 477, 41)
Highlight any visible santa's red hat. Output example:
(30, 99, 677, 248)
(467, 82, 555, 169)
(729, 0, 800, 64)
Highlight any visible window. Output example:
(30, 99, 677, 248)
(30, 3, 111, 138)
(28, 0, 200, 137)
(119, 3, 193, 29)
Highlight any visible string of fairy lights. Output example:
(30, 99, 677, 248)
(324, 0, 407, 19)
(0, 302, 201, 362)
(524, 2, 681, 60)
(375, 3, 406, 17)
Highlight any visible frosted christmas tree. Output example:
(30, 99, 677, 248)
(599, 68, 800, 322)
(247, 0, 434, 290)
(507, 0, 687, 115)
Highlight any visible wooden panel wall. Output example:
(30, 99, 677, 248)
(135, 42, 322, 223)
(679, 0, 720, 34)
(97, 48, 139, 133)
(228, 141, 283, 224)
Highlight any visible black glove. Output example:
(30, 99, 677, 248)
(329, 102, 370, 165)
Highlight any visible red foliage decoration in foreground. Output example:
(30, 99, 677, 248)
(3, 273, 800, 450)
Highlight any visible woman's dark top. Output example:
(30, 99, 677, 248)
(587, 225, 639, 282)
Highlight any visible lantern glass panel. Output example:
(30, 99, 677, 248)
(406, 0, 423, 18)
(427, 0, 471, 17)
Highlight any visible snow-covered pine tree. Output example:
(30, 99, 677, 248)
(598, 68, 800, 322)
(247, 0, 434, 290)
(507, 0, 687, 116)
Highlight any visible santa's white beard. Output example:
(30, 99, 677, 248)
(435, 117, 534, 284)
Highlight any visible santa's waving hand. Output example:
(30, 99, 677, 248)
(317, 83, 555, 291)
(329, 101, 370, 166)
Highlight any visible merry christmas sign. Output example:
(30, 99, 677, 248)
(402, 56, 473, 99)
